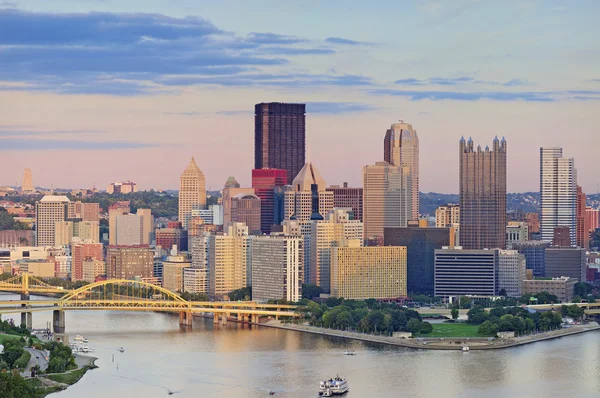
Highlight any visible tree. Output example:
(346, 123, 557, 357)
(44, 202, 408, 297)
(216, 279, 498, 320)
(227, 286, 251, 301)
(467, 306, 488, 325)
(419, 322, 433, 334)
(574, 282, 593, 298)
(499, 288, 507, 297)
(407, 318, 421, 334)
(572, 296, 582, 303)
(478, 320, 498, 336)
(451, 307, 459, 320)
(302, 284, 324, 300)
(459, 296, 472, 309)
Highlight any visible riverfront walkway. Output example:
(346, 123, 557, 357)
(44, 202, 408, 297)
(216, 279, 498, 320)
(261, 321, 600, 351)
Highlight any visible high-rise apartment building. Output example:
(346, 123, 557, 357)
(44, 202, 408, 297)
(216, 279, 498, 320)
(576, 186, 589, 249)
(254, 102, 305, 185)
(68, 201, 100, 222)
(162, 254, 191, 292)
(82, 259, 106, 283)
(384, 121, 419, 221)
(384, 227, 451, 295)
(115, 213, 144, 246)
(498, 250, 526, 297)
(435, 204, 460, 228)
(22, 168, 34, 193)
(72, 242, 103, 281)
(36, 196, 70, 247)
(326, 183, 363, 222)
(252, 169, 288, 233)
(179, 157, 207, 229)
(108, 201, 130, 246)
(540, 148, 577, 246)
(284, 160, 333, 223)
(106, 245, 154, 279)
(251, 234, 303, 302)
(230, 194, 262, 234)
(363, 162, 405, 240)
(459, 137, 507, 250)
(330, 240, 407, 299)
(222, 176, 254, 227)
(208, 223, 249, 297)
(54, 221, 74, 247)
(434, 248, 499, 297)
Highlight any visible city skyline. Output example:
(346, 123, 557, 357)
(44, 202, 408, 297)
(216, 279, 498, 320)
(1, 2, 599, 193)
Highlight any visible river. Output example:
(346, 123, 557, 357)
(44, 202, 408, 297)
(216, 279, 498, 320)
(2, 293, 600, 398)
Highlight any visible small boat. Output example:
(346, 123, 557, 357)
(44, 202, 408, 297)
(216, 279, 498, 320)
(82, 338, 89, 343)
(269, 391, 275, 396)
(462, 346, 470, 352)
(342, 350, 356, 356)
(118, 347, 125, 353)
(80, 345, 90, 353)
(319, 375, 349, 396)
(73, 335, 85, 342)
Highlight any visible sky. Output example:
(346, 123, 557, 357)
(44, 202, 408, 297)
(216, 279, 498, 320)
(0, 0, 599, 193)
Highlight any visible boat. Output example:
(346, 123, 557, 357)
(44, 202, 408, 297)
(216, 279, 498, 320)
(462, 346, 470, 352)
(80, 345, 90, 353)
(319, 376, 349, 396)
(82, 338, 89, 343)
(118, 347, 125, 353)
(342, 350, 356, 356)
(73, 335, 85, 342)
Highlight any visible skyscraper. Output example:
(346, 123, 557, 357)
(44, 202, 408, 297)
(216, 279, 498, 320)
(540, 148, 577, 246)
(363, 161, 405, 241)
(179, 157, 207, 229)
(22, 168, 34, 193)
(35, 195, 70, 247)
(252, 168, 287, 233)
(222, 176, 254, 227)
(459, 137, 507, 250)
(230, 194, 262, 234)
(384, 122, 419, 220)
(326, 183, 363, 222)
(576, 186, 589, 249)
(283, 160, 333, 223)
(255, 102, 306, 184)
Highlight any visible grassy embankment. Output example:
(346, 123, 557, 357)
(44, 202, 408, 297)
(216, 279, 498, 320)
(421, 323, 484, 338)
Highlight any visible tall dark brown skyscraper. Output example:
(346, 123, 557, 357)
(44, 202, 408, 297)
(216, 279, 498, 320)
(459, 136, 507, 250)
(255, 103, 306, 184)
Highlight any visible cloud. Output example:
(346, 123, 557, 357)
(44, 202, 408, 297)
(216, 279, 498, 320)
(158, 73, 374, 88)
(245, 32, 307, 45)
(394, 76, 529, 87)
(306, 102, 378, 114)
(0, 128, 104, 137)
(369, 89, 600, 102)
(324, 37, 370, 46)
(0, 139, 158, 151)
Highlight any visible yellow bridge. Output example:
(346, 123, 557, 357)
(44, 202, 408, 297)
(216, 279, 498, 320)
(0, 276, 298, 332)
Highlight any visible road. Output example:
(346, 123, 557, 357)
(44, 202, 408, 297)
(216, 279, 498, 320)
(22, 347, 49, 376)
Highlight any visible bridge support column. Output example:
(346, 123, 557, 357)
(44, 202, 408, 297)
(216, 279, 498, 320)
(179, 311, 193, 327)
(221, 313, 228, 325)
(20, 293, 30, 328)
(251, 315, 259, 324)
(213, 314, 219, 324)
(53, 310, 65, 334)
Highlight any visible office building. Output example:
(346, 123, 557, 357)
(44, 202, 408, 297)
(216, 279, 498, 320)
(183, 268, 208, 294)
(459, 137, 507, 250)
(284, 160, 333, 223)
(0, 231, 35, 247)
(82, 259, 106, 283)
(136, 209, 154, 245)
(498, 250, 526, 297)
(68, 201, 100, 222)
(156, 228, 188, 252)
(252, 234, 303, 302)
(546, 247, 586, 282)
(552, 226, 572, 247)
(586, 207, 599, 233)
(16, 260, 54, 278)
(106, 245, 154, 279)
(363, 162, 406, 240)
(230, 194, 262, 234)
(435, 204, 460, 228)
(162, 254, 191, 292)
(384, 121, 419, 221)
(72, 242, 103, 281)
(36, 195, 70, 247)
(330, 240, 407, 299)
(53, 255, 72, 278)
(222, 177, 254, 226)
(522, 276, 576, 303)
(108, 201, 130, 246)
(252, 169, 288, 233)
(434, 248, 499, 297)
(576, 186, 589, 249)
(512, 241, 550, 278)
(384, 227, 451, 295)
(525, 212, 540, 239)
(255, 102, 305, 185)
(179, 157, 207, 229)
(540, 148, 577, 246)
(506, 222, 529, 249)
(54, 221, 74, 246)
(22, 168, 34, 193)
(208, 223, 249, 297)
(77, 221, 100, 243)
(327, 183, 363, 222)
(106, 181, 138, 194)
(307, 208, 364, 291)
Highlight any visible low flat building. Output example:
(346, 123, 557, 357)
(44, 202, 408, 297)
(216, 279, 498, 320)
(522, 276, 577, 303)
(17, 260, 55, 278)
(546, 247, 586, 282)
(435, 248, 498, 297)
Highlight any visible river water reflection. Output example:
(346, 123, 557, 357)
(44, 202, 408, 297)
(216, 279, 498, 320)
(2, 294, 599, 398)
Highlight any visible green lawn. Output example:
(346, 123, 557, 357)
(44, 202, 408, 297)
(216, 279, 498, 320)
(45, 366, 91, 385)
(0, 332, 43, 344)
(425, 323, 482, 338)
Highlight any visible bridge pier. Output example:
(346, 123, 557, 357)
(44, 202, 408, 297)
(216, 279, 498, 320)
(213, 313, 219, 324)
(221, 313, 229, 325)
(20, 293, 30, 328)
(53, 310, 65, 334)
(179, 311, 193, 327)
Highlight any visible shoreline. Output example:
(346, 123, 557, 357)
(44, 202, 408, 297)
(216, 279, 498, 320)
(258, 321, 600, 351)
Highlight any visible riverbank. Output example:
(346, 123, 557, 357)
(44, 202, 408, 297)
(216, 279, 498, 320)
(33, 355, 97, 397)
(260, 321, 600, 350)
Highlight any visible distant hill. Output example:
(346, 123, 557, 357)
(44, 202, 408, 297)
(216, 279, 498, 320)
(420, 192, 540, 216)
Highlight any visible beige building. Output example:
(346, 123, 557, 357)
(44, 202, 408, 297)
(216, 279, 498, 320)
(363, 162, 406, 240)
(506, 221, 529, 249)
(82, 259, 106, 283)
(78, 221, 100, 243)
(54, 221, 74, 246)
(222, 177, 254, 227)
(183, 267, 208, 294)
(179, 157, 207, 229)
(136, 209, 154, 245)
(330, 240, 407, 299)
(68, 201, 100, 221)
(522, 277, 577, 303)
(18, 260, 55, 278)
(108, 201, 130, 246)
(307, 208, 364, 291)
(22, 168, 34, 193)
(252, 235, 303, 302)
(208, 223, 249, 297)
(36, 195, 70, 247)
(284, 160, 333, 223)
(498, 250, 526, 297)
(106, 246, 154, 279)
(162, 254, 191, 292)
(435, 204, 460, 228)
